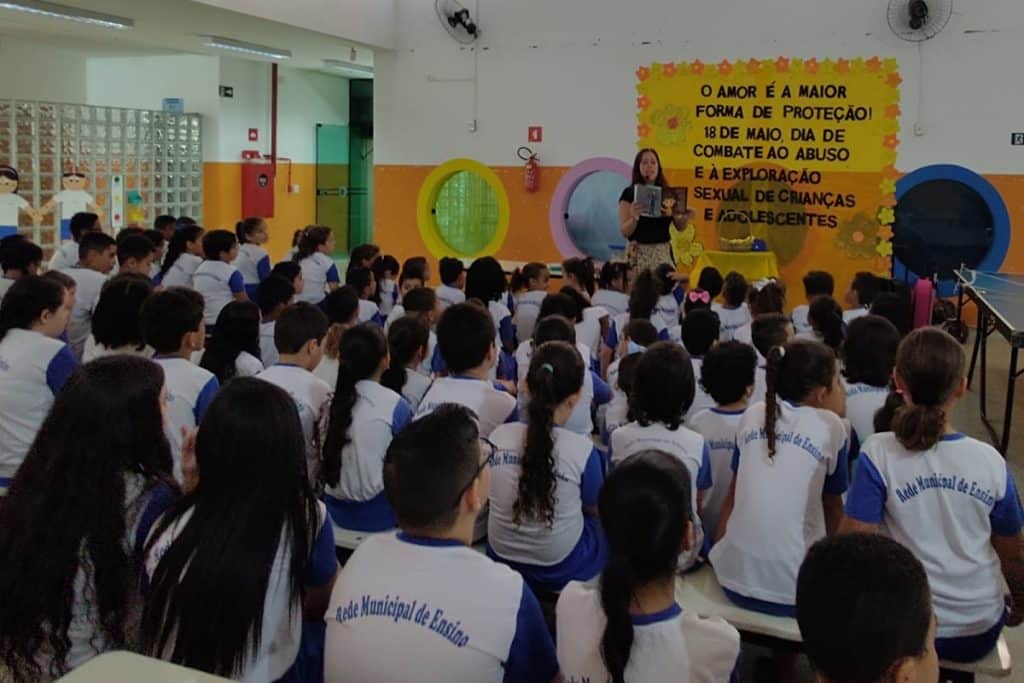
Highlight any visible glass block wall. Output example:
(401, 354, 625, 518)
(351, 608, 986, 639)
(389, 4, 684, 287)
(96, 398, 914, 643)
(0, 100, 202, 250)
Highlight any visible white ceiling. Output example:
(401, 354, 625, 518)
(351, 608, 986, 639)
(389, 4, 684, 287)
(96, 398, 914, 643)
(0, 0, 375, 72)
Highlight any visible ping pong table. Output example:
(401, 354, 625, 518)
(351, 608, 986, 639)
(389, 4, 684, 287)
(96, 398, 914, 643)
(956, 269, 1024, 455)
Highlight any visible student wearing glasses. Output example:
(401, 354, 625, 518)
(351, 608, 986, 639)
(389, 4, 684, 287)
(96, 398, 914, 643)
(324, 404, 559, 683)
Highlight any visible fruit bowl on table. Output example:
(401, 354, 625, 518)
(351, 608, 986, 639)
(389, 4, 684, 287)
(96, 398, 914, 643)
(718, 236, 755, 252)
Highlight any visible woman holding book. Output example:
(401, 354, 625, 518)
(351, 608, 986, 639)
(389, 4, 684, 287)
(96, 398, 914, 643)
(618, 148, 694, 272)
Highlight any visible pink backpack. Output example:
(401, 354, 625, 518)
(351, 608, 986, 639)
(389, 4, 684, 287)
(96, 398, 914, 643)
(911, 278, 934, 330)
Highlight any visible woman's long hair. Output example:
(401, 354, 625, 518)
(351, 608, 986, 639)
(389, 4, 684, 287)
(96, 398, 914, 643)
(630, 148, 669, 189)
(321, 324, 388, 488)
(158, 224, 204, 281)
(140, 378, 319, 677)
(0, 356, 174, 680)
(199, 301, 262, 383)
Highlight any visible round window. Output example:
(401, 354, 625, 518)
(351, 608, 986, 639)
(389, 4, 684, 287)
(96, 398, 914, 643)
(565, 170, 629, 261)
(433, 170, 499, 254)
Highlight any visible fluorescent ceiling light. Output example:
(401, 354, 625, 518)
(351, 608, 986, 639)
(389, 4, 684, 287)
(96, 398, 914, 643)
(323, 59, 373, 77)
(202, 35, 291, 60)
(0, 0, 133, 29)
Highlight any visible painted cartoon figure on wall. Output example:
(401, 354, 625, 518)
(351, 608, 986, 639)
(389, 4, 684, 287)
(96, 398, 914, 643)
(38, 168, 103, 239)
(0, 165, 39, 239)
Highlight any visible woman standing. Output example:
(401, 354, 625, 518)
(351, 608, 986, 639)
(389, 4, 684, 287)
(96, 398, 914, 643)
(618, 148, 694, 272)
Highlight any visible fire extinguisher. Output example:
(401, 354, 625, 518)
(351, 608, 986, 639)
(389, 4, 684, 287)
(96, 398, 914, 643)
(518, 146, 540, 193)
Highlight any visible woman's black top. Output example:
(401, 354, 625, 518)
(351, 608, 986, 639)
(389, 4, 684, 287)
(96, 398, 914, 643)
(620, 185, 673, 244)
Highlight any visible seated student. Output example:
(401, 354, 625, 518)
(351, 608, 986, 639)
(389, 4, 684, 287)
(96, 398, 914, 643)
(436, 255, 467, 310)
(843, 328, 1024, 662)
(116, 233, 157, 277)
(562, 257, 596, 302)
(606, 318, 658, 397)
(510, 262, 550, 343)
(592, 261, 630, 318)
(141, 288, 218, 480)
(256, 275, 295, 369)
(415, 302, 517, 438)
(557, 451, 741, 683)
(48, 211, 100, 271)
(697, 266, 724, 302)
(734, 280, 784, 345)
(84, 273, 153, 361)
(488, 341, 606, 593)
(601, 352, 640, 447)
(750, 312, 794, 405)
(256, 302, 332, 480)
(294, 226, 341, 305)
(712, 271, 750, 342)
(560, 285, 607, 363)
(0, 356, 177, 679)
(145, 229, 166, 281)
(791, 270, 834, 336)
(371, 253, 400, 317)
(798, 534, 938, 683)
(62, 231, 116, 359)
(653, 263, 684, 328)
(321, 325, 413, 532)
(842, 315, 900, 448)
(466, 256, 516, 352)
(270, 259, 304, 299)
(514, 316, 610, 438)
(232, 217, 271, 300)
(156, 224, 205, 289)
(389, 286, 443, 376)
(804, 295, 846, 353)
(870, 290, 914, 338)
(314, 285, 361, 386)
(611, 342, 711, 570)
(602, 269, 665, 376)
(844, 271, 882, 323)
(681, 287, 713, 318)
(154, 213, 178, 242)
(381, 316, 433, 412)
(346, 243, 381, 277)
(688, 340, 757, 543)
(0, 276, 76, 490)
(346, 265, 381, 325)
(41, 268, 77, 312)
(142, 378, 336, 681)
(711, 339, 848, 617)
(193, 229, 247, 328)
(324, 405, 559, 683)
(680, 307, 720, 420)
(0, 236, 42, 301)
(199, 301, 264, 382)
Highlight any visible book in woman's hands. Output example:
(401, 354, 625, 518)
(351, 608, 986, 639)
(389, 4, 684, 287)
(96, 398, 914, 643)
(634, 184, 662, 218)
(664, 187, 687, 216)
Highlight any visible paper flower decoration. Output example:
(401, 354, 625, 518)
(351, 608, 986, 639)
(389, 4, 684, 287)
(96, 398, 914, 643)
(837, 212, 881, 259)
(649, 105, 690, 146)
(637, 123, 652, 139)
(636, 66, 651, 81)
(637, 95, 650, 110)
(775, 56, 790, 72)
(671, 223, 704, 267)
(875, 239, 893, 257)
(878, 207, 895, 225)
(879, 178, 897, 195)
(690, 59, 705, 75)
(718, 60, 733, 76)
(662, 62, 678, 78)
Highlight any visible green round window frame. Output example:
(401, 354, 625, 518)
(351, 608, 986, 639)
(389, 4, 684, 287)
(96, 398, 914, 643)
(416, 158, 510, 258)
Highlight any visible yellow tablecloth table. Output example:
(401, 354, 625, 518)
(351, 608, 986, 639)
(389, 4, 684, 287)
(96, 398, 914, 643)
(690, 250, 780, 282)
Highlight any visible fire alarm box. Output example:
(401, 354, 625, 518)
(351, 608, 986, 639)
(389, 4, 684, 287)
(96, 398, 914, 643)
(242, 160, 274, 218)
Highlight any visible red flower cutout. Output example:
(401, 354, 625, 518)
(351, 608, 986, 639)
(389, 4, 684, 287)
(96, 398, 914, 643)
(836, 58, 851, 74)
(885, 104, 901, 119)
(637, 95, 650, 110)
(866, 57, 882, 72)
(636, 66, 651, 81)
(775, 56, 790, 72)
(667, 116, 679, 130)
(637, 123, 652, 138)
(883, 134, 900, 149)
(690, 59, 705, 75)
(718, 59, 733, 76)
(886, 72, 903, 87)
(746, 58, 760, 74)
(663, 62, 678, 77)
(805, 58, 819, 74)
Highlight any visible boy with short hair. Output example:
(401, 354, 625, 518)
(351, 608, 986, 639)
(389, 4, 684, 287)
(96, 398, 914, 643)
(48, 211, 100, 271)
(192, 229, 247, 327)
(61, 232, 116, 359)
(256, 302, 332, 481)
(324, 404, 559, 683)
(117, 234, 157, 276)
(844, 272, 882, 324)
(0, 238, 43, 301)
(749, 312, 794, 405)
(792, 270, 835, 336)
(256, 275, 296, 368)
(415, 303, 517, 436)
(154, 214, 178, 242)
(797, 533, 938, 683)
(140, 287, 219, 481)
(437, 256, 467, 311)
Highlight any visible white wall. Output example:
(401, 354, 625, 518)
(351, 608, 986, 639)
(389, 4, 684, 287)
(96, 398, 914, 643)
(378, 0, 1024, 173)
(0, 37, 88, 103)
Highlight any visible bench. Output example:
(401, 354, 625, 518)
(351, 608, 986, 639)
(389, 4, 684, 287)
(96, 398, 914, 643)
(675, 564, 1012, 681)
(57, 650, 229, 681)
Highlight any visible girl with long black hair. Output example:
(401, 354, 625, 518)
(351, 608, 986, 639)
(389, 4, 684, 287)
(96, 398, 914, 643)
(199, 300, 264, 383)
(157, 223, 205, 288)
(141, 378, 336, 680)
(0, 356, 176, 679)
(293, 225, 340, 305)
(380, 315, 432, 412)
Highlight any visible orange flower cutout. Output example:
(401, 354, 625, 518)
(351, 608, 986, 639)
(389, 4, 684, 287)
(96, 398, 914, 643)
(882, 165, 900, 180)
(873, 256, 892, 274)
(637, 95, 650, 110)
(852, 231, 865, 244)
(805, 58, 819, 74)
(775, 56, 790, 72)
(866, 57, 882, 72)
(637, 123, 652, 138)
(885, 104, 901, 119)
(690, 59, 705, 75)
(746, 58, 760, 74)
(836, 58, 851, 74)
(886, 72, 903, 87)
(636, 66, 651, 81)
(718, 59, 733, 76)
(883, 134, 900, 150)
(662, 62, 677, 77)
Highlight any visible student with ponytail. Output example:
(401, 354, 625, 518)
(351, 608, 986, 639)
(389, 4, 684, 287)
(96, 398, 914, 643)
(157, 223, 204, 288)
(804, 294, 846, 352)
(232, 217, 271, 299)
(313, 285, 360, 385)
(556, 451, 740, 683)
(487, 341, 607, 593)
(380, 316, 432, 412)
(293, 226, 340, 305)
(510, 262, 550, 343)
(843, 328, 1024, 663)
(322, 324, 414, 532)
(592, 261, 630, 318)
(601, 268, 665, 376)
(711, 339, 848, 617)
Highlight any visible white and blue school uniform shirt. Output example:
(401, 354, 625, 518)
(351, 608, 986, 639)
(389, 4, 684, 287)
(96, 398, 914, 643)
(846, 432, 1024, 639)
(358, 298, 382, 325)
(153, 356, 219, 482)
(384, 303, 405, 330)
(378, 278, 399, 317)
(601, 394, 629, 447)
(193, 260, 245, 326)
(512, 290, 546, 345)
(255, 364, 333, 482)
(160, 253, 203, 289)
(513, 340, 610, 436)
(323, 380, 413, 532)
(591, 288, 629, 318)
(685, 356, 716, 422)
(709, 401, 848, 609)
(436, 283, 466, 310)
(604, 313, 670, 356)
(401, 368, 433, 413)
(259, 320, 278, 368)
(48, 239, 81, 272)
(146, 500, 336, 683)
(751, 351, 768, 406)
(487, 423, 606, 592)
(791, 303, 812, 336)
(844, 380, 889, 447)
(62, 266, 106, 360)
(556, 582, 741, 683)
(488, 299, 516, 351)
(297, 253, 340, 305)
(843, 307, 870, 324)
(416, 375, 518, 437)
(611, 422, 712, 570)
(655, 293, 681, 330)
(234, 350, 264, 378)
(51, 189, 93, 239)
(0, 329, 76, 487)
(233, 243, 271, 300)
(577, 307, 606, 365)
(687, 407, 746, 543)
(325, 531, 559, 683)
(0, 193, 28, 238)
